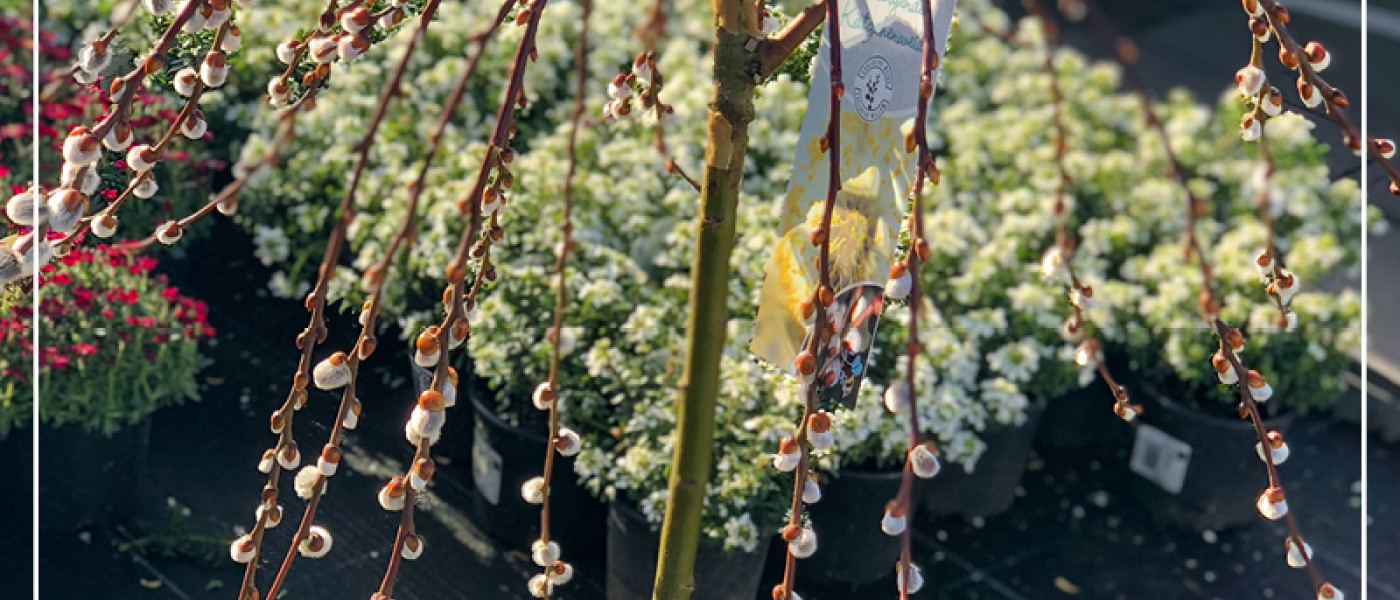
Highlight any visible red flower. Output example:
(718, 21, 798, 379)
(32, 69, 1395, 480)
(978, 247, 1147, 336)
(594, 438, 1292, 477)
(72, 343, 98, 357)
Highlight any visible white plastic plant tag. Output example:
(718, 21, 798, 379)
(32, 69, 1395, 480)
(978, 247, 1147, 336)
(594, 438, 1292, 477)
(472, 424, 503, 505)
(1129, 424, 1192, 495)
(750, 0, 956, 409)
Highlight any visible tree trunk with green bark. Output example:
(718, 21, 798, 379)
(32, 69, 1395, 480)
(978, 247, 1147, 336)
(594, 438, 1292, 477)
(649, 1, 760, 598)
(650, 1, 826, 597)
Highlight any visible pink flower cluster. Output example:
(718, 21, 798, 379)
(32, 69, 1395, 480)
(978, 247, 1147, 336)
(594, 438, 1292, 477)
(2, 244, 214, 382)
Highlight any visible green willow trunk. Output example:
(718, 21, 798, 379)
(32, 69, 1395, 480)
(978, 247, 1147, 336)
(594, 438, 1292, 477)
(650, 1, 762, 598)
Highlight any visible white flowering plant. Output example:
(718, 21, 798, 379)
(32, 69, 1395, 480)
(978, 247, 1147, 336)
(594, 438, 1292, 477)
(921, 2, 1363, 419)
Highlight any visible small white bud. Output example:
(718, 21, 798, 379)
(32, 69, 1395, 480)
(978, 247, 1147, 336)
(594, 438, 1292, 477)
(63, 131, 101, 166)
(528, 574, 553, 598)
(896, 562, 925, 594)
(91, 214, 119, 238)
(881, 508, 907, 536)
(142, 0, 173, 15)
(555, 427, 582, 457)
(221, 28, 242, 52)
(126, 144, 158, 172)
(79, 43, 111, 74)
(548, 562, 574, 585)
(229, 534, 256, 563)
(309, 35, 338, 63)
(45, 189, 85, 234)
(789, 527, 817, 559)
(313, 354, 352, 390)
(1241, 115, 1262, 142)
(401, 535, 425, 560)
(181, 113, 207, 139)
(298, 525, 333, 558)
(522, 476, 546, 504)
(1236, 65, 1266, 98)
(200, 52, 229, 87)
(255, 503, 283, 529)
(277, 41, 300, 65)
(884, 271, 912, 299)
(155, 221, 183, 245)
(1040, 246, 1066, 279)
(173, 67, 199, 96)
(884, 380, 911, 414)
(5, 187, 47, 227)
(910, 444, 940, 479)
(1257, 489, 1288, 520)
(532, 382, 556, 411)
(132, 177, 158, 199)
(532, 539, 560, 567)
(294, 465, 323, 499)
(773, 445, 801, 472)
(802, 478, 822, 504)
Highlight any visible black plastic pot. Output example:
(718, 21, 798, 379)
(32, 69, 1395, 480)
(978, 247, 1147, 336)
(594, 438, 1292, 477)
(1126, 380, 1294, 532)
(1036, 382, 1135, 449)
(606, 501, 771, 600)
(464, 385, 608, 572)
(38, 418, 151, 531)
(803, 468, 904, 587)
(920, 404, 1043, 518)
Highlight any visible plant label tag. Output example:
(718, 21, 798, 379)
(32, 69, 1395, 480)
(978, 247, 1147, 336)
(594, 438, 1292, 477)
(472, 424, 503, 505)
(750, 0, 956, 409)
(1130, 424, 1192, 495)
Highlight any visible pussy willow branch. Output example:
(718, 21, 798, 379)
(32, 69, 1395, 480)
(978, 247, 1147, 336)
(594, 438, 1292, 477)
(1022, 0, 1133, 414)
(1076, 0, 1329, 592)
(634, 2, 698, 192)
(374, 2, 544, 597)
(1249, 0, 1398, 196)
(87, 0, 203, 144)
(256, 1, 446, 598)
(1243, 38, 1291, 322)
(57, 20, 232, 249)
(40, 0, 142, 103)
(778, 1, 842, 597)
(891, 0, 940, 595)
(535, 0, 589, 592)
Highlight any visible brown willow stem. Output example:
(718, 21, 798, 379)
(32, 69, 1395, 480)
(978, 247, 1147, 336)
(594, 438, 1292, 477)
(375, 1, 545, 597)
(1077, 0, 1333, 595)
(778, 0, 842, 597)
(650, 0, 765, 597)
(1022, 0, 1132, 412)
(257, 2, 447, 597)
(88, 0, 203, 143)
(538, 0, 589, 566)
(635, 7, 698, 193)
(890, 0, 943, 595)
(57, 19, 231, 247)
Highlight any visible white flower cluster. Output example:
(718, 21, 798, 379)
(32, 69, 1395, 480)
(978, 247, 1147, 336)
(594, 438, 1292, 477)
(227, 0, 1368, 548)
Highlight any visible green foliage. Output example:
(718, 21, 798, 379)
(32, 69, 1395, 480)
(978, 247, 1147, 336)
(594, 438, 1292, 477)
(0, 245, 213, 438)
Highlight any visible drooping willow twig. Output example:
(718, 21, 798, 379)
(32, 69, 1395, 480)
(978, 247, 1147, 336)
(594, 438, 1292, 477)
(220, 3, 444, 598)
(1021, 0, 1138, 421)
(773, 1, 845, 597)
(43, 1, 232, 254)
(249, 1, 466, 598)
(368, 1, 547, 597)
(1075, 1, 1342, 597)
(883, 0, 945, 595)
(525, 0, 591, 595)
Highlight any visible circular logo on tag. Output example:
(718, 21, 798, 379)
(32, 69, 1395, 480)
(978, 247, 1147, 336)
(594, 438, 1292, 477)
(853, 56, 894, 121)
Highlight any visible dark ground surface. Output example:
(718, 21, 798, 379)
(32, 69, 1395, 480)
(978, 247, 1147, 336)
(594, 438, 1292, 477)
(29, 0, 1393, 599)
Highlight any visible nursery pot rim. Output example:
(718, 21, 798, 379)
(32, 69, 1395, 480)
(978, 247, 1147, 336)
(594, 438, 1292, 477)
(467, 382, 549, 445)
(1132, 375, 1295, 427)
